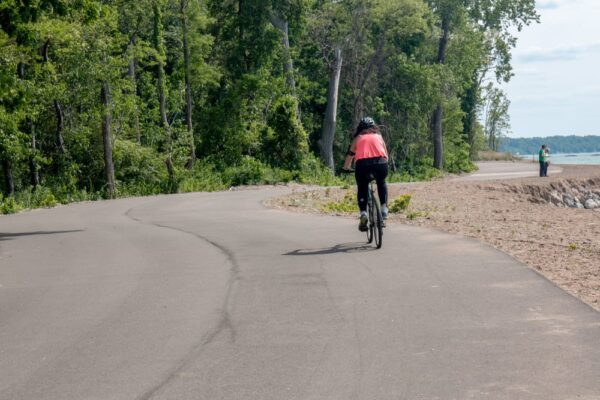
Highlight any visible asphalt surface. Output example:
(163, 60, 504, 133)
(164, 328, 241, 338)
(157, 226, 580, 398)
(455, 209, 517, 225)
(457, 161, 563, 181)
(1, 167, 599, 399)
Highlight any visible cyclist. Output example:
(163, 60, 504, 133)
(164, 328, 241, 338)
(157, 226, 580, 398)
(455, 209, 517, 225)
(342, 117, 389, 232)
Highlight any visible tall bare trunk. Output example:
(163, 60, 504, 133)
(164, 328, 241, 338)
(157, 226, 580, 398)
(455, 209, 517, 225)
(431, 14, 450, 170)
(181, 0, 195, 169)
(41, 39, 67, 155)
(320, 46, 342, 171)
(16, 63, 39, 188)
(2, 159, 15, 196)
(54, 100, 66, 154)
(29, 121, 40, 188)
(127, 40, 142, 144)
(153, 2, 174, 181)
(101, 82, 116, 198)
(270, 14, 296, 94)
(432, 105, 444, 169)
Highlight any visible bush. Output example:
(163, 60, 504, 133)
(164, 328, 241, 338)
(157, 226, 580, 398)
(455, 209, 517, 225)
(178, 162, 228, 193)
(112, 140, 168, 195)
(261, 95, 308, 171)
(389, 194, 412, 213)
(297, 155, 342, 186)
(322, 191, 356, 213)
(0, 195, 22, 214)
(222, 156, 269, 186)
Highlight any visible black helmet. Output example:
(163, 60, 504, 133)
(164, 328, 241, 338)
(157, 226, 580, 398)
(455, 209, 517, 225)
(356, 117, 376, 134)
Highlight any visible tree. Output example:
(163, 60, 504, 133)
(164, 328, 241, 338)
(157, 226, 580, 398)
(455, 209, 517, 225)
(462, 0, 538, 156)
(481, 84, 510, 151)
(427, 0, 469, 170)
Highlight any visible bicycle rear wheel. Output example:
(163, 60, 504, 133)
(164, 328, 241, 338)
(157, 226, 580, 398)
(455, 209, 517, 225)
(373, 194, 383, 249)
(366, 199, 374, 244)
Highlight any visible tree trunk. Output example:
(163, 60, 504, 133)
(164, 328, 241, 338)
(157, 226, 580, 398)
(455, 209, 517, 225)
(461, 74, 478, 159)
(2, 158, 15, 196)
(101, 82, 116, 198)
(181, 0, 196, 169)
(127, 39, 142, 144)
(320, 46, 342, 171)
(16, 64, 39, 188)
(431, 14, 450, 170)
(351, 36, 385, 133)
(432, 105, 444, 169)
(41, 39, 67, 155)
(29, 121, 40, 188)
(153, 2, 174, 181)
(270, 14, 296, 94)
(54, 100, 67, 154)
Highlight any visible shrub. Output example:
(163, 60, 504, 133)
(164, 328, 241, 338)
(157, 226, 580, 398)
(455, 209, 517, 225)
(222, 156, 269, 186)
(322, 191, 356, 213)
(261, 95, 308, 171)
(389, 194, 412, 213)
(112, 140, 168, 194)
(0, 196, 22, 214)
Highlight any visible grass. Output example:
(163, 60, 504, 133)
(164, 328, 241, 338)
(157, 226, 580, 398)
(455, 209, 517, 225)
(476, 151, 521, 161)
(322, 191, 356, 213)
(389, 194, 412, 213)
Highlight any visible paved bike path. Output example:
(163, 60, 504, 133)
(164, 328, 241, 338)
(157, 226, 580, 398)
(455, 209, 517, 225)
(1, 188, 599, 399)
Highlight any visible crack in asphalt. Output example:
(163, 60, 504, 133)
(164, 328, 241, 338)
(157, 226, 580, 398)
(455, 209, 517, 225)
(124, 207, 239, 400)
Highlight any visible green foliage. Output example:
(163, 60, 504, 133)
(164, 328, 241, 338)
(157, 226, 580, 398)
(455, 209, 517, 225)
(0, 195, 22, 214)
(322, 191, 357, 213)
(406, 210, 429, 220)
(388, 165, 443, 183)
(261, 95, 308, 170)
(390, 194, 412, 213)
(113, 140, 168, 195)
(0, 0, 537, 211)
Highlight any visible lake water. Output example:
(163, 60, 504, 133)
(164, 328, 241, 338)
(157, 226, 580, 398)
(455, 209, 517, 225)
(522, 152, 600, 165)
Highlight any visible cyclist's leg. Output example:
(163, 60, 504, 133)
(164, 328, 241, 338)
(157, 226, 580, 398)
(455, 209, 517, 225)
(355, 162, 371, 231)
(355, 162, 370, 213)
(373, 163, 389, 214)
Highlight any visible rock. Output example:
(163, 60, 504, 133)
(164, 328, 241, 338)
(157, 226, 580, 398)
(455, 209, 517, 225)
(563, 194, 577, 208)
(584, 198, 600, 209)
(549, 190, 564, 206)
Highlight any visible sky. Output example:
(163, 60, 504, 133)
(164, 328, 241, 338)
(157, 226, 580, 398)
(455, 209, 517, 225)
(502, 0, 600, 138)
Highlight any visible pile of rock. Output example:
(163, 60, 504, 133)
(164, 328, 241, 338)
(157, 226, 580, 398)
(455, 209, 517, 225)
(493, 178, 600, 209)
(551, 190, 600, 209)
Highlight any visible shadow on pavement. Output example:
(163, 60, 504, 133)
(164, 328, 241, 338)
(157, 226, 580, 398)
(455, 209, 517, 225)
(284, 242, 376, 256)
(0, 230, 84, 242)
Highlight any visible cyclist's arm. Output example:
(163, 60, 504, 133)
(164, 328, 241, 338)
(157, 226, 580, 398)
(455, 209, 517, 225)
(343, 139, 358, 170)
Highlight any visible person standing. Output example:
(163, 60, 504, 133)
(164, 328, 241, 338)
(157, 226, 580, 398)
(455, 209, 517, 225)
(538, 144, 549, 177)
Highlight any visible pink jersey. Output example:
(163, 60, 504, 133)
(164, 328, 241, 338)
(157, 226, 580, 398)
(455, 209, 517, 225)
(354, 133, 388, 161)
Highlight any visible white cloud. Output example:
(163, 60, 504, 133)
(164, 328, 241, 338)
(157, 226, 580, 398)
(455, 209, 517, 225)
(517, 42, 600, 63)
(503, 0, 600, 137)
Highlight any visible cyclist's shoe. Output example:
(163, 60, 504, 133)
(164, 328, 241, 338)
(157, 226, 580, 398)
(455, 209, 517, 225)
(358, 212, 368, 232)
(382, 205, 389, 220)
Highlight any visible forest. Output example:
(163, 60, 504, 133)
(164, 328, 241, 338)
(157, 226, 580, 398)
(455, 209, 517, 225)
(0, 0, 538, 212)
(500, 135, 600, 155)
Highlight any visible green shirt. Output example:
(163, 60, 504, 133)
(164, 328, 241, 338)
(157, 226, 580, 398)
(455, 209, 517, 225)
(539, 149, 546, 162)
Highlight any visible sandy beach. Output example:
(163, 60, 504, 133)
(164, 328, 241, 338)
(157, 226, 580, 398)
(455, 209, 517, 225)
(268, 163, 600, 311)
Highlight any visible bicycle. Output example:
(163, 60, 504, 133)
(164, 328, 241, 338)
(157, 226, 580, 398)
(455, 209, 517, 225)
(342, 170, 384, 249)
